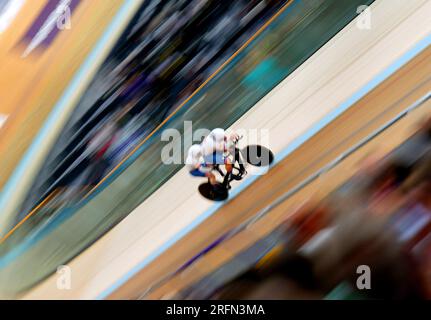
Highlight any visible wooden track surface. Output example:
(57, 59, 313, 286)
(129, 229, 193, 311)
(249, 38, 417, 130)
(21, 0, 431, 299)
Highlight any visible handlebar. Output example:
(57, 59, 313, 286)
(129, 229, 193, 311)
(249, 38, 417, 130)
(232, 134, 243, 145)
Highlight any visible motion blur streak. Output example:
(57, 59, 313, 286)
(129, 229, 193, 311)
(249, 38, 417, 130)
(0, 0, 143, 237)
(1, 0, 378, 298)
(0, 0, 429, 301)
(83, 0, 295, 202)
(0, 0, 26, 34)
(19, 0, 430, 300)
(0, 189, 58, 245)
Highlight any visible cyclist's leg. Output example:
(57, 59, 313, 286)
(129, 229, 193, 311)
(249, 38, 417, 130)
(189, 168, 206, 178)
(206, 171, 217, 185)
(190, 166, 216, 185)
(225, 157, 233, 173)
(222, 156, 234, 188)
(200, 163, 218, 185)
(234, 147, 246, 174)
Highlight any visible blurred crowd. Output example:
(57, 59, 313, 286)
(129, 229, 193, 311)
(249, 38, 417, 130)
(22, 0, 289, 214)
(195, 116, 431, 300)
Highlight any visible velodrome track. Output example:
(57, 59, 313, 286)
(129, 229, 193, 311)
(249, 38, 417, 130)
(17, 0, 431, 299)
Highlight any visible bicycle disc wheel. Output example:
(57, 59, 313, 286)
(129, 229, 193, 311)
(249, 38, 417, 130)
(198, 182, 228, 201)
(241, 145, 274, 167)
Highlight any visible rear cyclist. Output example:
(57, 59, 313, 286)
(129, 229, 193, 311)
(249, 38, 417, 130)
(186, 144, 217, 185)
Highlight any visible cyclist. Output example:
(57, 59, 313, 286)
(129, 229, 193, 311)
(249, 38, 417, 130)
(186, 128, 243, 186)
